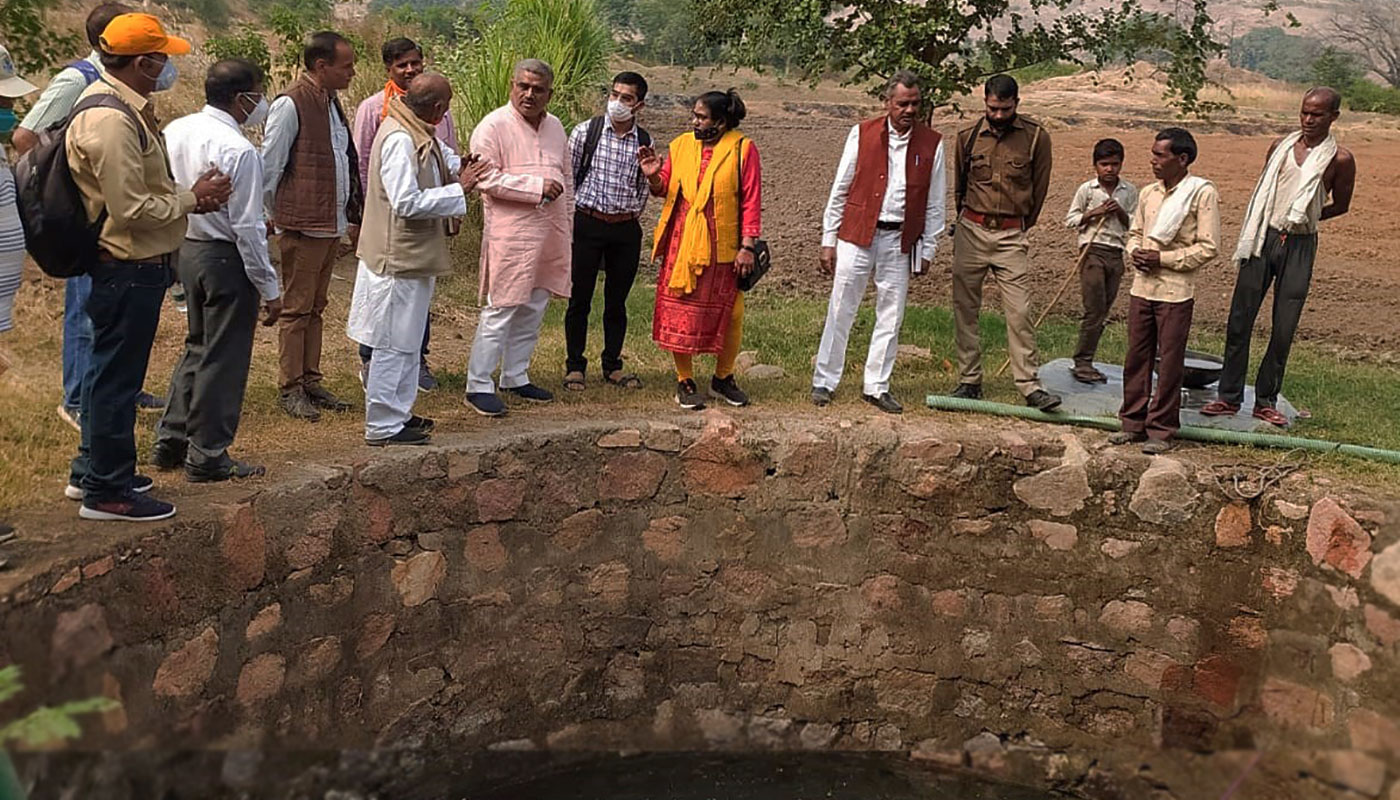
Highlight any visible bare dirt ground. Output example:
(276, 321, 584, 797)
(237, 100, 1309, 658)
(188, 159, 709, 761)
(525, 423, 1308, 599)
(639, 63, 1400, 354)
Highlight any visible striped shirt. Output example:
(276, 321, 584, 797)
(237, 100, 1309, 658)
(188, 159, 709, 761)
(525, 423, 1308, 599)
(568, 118, 648, 216)
(0, 153, 25, 332)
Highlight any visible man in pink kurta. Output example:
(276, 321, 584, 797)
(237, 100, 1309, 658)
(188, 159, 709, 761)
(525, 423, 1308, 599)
(464, 58, 573, 417)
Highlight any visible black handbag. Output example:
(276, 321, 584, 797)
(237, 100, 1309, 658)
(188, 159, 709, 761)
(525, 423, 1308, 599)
(734, 137, 770, 291)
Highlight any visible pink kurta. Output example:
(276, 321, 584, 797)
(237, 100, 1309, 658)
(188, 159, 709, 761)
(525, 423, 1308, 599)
(470, 104, 573, 307)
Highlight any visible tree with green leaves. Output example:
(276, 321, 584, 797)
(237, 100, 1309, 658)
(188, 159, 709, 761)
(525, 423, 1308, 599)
(0, 0, 81, 73)
(694, 0, 1226, 116)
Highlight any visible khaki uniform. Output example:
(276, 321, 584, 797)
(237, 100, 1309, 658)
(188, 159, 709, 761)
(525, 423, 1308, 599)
(951, 115, 1052, 396)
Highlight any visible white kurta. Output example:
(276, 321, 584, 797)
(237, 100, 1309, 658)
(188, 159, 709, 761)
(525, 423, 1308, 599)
(347, 128, 466, 438)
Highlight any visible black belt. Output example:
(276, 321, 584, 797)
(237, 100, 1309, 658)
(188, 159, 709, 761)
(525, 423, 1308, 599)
(875, 220, 903, 231)
(96, 251, 172, 268)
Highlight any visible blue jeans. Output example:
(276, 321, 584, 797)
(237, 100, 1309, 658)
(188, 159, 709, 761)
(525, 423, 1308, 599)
(69, 259, 171, 501)
(61, 274, 94, 412)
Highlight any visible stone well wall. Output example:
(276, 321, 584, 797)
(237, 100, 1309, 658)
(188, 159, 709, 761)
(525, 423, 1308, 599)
(3, 413, 1400, 798)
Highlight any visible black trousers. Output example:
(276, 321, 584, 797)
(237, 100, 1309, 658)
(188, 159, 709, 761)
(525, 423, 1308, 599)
(564, 211, 643, 375)
(70, 257, 173, 501)
(156, 240, 261, 468)
(1218, 227, 1317, 407)
(360, 318, 430, 363)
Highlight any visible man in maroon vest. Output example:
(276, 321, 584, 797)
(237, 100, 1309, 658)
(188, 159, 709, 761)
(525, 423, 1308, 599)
(812, 71, 946, 414)
(261, 31, 364, 421)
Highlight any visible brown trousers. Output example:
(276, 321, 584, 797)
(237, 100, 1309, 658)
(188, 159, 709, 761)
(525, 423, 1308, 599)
(951, 220, 1042, 396)
(1074, 244, 1125, 367)
(277, 231, 340, 393)
(1120, 295, 1194, 440)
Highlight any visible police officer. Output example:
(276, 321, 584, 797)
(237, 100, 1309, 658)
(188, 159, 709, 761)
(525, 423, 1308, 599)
(949, 74, 1060, 411)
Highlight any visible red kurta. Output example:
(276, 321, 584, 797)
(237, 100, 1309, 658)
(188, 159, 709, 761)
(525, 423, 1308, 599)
(652, 143, 763, 354)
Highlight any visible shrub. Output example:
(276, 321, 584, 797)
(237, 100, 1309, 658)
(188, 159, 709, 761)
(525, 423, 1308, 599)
(435, 0, 613, 134)
(207, 25, 274, 78)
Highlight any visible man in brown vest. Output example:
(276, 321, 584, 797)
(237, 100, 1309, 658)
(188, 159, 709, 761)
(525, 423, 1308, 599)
(812, 71, 946, 414)
(949, 74, 1060, 412)
(348, 74, 483, 446)
(262, 31, 363, 421)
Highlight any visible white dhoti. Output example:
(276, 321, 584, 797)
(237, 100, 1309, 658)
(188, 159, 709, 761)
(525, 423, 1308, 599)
(348, 260, 435, 439)
(813, 228, 910, 396)
(466, 287, 551, 395)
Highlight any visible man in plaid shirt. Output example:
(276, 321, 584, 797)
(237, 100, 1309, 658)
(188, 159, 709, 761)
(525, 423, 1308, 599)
(563, 71, 652, 391)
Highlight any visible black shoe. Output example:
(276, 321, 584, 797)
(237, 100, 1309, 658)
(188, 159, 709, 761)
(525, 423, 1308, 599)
(811, 387, 834, 408)
(1107, 431, 1148, 446)
(676, 379, 707, 411)
(709, 375, 749, 407)
(506, 383, 554, 403)
(418, 361, 438, 392)
(367, 427, 432, 447)
(863, 392, 904, 414)
(405, 415, 435, 432)
(186, 459, 267, 483)
(306, 384, 352, 412)
(950, 383, 982, 400)
(135, 391, 166, 412)
(79, 492, 176, 522)
(465, 392, 507, 417)
(1026, 389, 1062, 412)
(280, 389, 322, 422)
(151, 441, 186, 471)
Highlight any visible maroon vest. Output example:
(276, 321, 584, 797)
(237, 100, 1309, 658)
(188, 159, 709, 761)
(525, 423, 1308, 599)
(836, 116, 942, 254)
(272, 75, 363, 233)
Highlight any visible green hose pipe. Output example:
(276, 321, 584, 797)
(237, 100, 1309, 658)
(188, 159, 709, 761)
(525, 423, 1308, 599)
(925, 395, 1400, 465)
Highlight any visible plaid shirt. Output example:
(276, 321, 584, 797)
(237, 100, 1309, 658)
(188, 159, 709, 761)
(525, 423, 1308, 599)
(569, 118, 649, 216)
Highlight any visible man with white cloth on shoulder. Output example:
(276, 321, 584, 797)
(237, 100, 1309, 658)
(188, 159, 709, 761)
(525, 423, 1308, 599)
(1203, 87, 1356, 428)
(348, 73, 484, 446)
(1108, 128, 1220, 456)
(812, 70, 946, 415)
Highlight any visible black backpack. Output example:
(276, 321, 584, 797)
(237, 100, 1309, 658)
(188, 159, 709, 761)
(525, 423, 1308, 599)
(14, 94, 148, 278)
(572, 115, 651, 190)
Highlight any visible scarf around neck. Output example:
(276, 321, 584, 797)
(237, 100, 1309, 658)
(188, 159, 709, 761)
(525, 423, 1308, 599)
(381, 80, 407, 120)
(1233, 130, 1337, 261)
(668, 130, 746, 295)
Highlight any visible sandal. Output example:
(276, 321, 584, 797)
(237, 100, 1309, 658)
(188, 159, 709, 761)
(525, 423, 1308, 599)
(563, 371, 586, 392)
(1252, 405, 1289, 427)
(1200, 400, 1240, 417)
(604, 370, 643, 390)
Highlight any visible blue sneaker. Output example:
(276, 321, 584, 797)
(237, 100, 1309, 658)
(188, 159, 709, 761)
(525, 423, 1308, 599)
(505, 383, 554, 403)
(79, 492, 175, 522)
(465, 392, 507, 417)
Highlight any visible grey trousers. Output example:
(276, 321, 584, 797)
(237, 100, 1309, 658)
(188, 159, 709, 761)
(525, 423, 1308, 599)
(156, 239, 261, 467)
(1218, 227, 1317, 407)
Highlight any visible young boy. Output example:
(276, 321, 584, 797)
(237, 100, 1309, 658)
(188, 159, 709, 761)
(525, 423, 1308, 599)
(1064, 138, 1138, 384)
(1110, 128, 1220, 455)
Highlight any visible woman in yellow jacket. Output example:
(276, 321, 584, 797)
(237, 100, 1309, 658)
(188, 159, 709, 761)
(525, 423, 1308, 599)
(639, 89, 762, 411)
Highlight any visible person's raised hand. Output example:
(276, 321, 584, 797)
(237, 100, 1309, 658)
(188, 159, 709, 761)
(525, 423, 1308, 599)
(638, 145, 662, 178)
(819, 246, 836, 276)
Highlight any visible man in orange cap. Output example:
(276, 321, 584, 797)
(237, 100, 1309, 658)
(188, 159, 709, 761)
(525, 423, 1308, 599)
(64, 12, 233, 522)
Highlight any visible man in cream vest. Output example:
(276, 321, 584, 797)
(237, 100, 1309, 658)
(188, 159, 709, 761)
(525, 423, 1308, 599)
(348, 74, 485, 446)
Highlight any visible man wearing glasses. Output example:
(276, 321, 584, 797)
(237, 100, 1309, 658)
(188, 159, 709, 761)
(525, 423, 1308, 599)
(154, 59, 283, 482)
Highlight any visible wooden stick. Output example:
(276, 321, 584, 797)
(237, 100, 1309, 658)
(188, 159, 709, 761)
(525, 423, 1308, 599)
(993, 216, 1109, 379)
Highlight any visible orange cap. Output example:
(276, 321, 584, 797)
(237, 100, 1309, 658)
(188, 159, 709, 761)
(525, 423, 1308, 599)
(99, 13, 191, 57)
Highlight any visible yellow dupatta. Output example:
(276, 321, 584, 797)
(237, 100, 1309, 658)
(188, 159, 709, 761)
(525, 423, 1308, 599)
(662, 130, 747, 295)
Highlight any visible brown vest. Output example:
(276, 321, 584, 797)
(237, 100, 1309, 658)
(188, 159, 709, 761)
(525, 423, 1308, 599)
(836, 116, 941, 254)
(272, 74, 364, 233)
(357, 111, 456, 279)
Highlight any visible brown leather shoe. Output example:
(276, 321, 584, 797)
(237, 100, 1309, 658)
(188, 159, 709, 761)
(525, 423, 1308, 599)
(305, 384, 352, 412)
(279, 389, 321, 422)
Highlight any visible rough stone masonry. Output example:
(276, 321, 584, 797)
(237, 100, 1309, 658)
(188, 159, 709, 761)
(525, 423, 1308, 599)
(2, 412, 1398, 799)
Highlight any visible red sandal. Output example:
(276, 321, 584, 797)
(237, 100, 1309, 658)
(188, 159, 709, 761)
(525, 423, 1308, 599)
(1200, 400, 1240, 417)
(1252, 405, 1289, 427)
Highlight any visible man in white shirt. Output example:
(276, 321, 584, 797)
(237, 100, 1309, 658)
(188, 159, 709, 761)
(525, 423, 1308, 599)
(812, 71, 946, 414)
(154, 59, 282, 481)
(349, 74, 484, 446)
(262, 31, 361, 422)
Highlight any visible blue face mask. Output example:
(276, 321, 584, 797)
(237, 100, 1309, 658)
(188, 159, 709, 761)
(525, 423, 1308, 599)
(0, 108, 16, 135)
(154, 58, 178, 92)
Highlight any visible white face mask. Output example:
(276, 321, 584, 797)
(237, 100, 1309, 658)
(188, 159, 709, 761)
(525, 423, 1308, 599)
(239, 93, 269, 129)
(606, 98, 634, 124)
